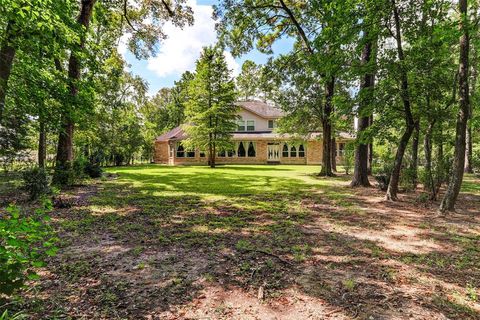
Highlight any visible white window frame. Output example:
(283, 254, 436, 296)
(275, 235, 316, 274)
(246, 120, 255, 131)
(237, 120, 246, 131)
(268, 120, 275, 129)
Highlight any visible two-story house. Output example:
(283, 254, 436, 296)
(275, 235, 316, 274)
(153, 100, 351, 165)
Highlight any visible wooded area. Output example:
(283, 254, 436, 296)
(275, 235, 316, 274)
(1, 0, 480, 318)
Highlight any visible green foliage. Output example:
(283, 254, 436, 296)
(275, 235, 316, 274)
(342, 143, 355, 175)
(182, 46, 238, 165)
(84, 162, 103, 178)
(0, 310, 25, 320)
(0, 200, 57, 296)
(21, 167, 51, 200)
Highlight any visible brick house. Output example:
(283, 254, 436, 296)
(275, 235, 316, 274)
(154, 100, 352, 165)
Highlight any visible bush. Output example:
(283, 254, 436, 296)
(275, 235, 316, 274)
(84, 162, 103, 178)
(0, 200, 57, 296)
(52, 157, 87, 187)
(373, 159, 393, 191)
(342, 143, 354, 175)
(400, 167, 417, 192)
(22, 167, 51, 200)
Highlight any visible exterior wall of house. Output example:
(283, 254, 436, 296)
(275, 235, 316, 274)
(306, 140, 322, 165)
(237, 109, 273, 132)
(154, 141, 169, 163)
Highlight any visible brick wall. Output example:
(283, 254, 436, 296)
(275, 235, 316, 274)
(306, 140, 322, 165)
(155, 139, 327, 165)
(154, 141, 169, 164)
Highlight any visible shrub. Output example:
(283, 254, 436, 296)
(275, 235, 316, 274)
(0, 200, 58, 296)
(84, 162, 103, 178)
(373, 159, 393, 191)
(52, 157, 87, 187)
(22, 167, 51, 200)
(400, 167, 417, 192)
(342, 143, 354, 175)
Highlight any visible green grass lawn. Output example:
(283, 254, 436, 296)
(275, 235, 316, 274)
(5, 165, 480, 319)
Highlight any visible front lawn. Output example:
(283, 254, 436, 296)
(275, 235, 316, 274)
(7, 165, 480, 319)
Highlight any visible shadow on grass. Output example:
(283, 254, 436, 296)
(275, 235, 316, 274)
(16, 166, 480, 319)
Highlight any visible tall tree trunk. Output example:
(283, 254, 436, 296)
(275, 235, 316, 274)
(331, 137, 337, 172)
(424, 120, 436, 200)
(465, 57, 476, 173)
(367, 115, 373, 175)
(465, 126, 473, 173)
(320, 76, 335, 176)
(386, 0, 415, 201)
(410, 121, 420, 189)
(0, 22, 16, 123)
(55, 0, 97, 173)
(38, 115, 47, 168)
(439, 0, 470, 213)
(351, 37, 375, 187)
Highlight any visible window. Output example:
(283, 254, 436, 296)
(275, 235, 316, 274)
(247, 120, 255, 131)
(290, 145, 297, 157)
(237, 120, 245, 131)
(282, 144, 289, 157)
(299, 145, 305, 157)
(268, 120, 275, 129)
(218, 150, 226, 157)
(237, 142, 246, 157)
(337, 143, 345, 156)
(200, 151, 206, 157)
(186, 150, 195, 158)
(227, 150, 235, 157)
(176, 144, 185, 158)
(247, 142, 256, 157)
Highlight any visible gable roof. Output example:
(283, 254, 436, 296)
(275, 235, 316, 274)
(155, 126, 186, 142)
(236, 101, 284, 119)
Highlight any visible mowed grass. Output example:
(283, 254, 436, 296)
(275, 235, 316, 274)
(8, 165, 480, 319)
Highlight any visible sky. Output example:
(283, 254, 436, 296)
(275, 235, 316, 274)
(118, 0, 293, 96)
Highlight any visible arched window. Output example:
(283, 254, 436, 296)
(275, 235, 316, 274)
(247, 142, 256, 157)
(282, 144, 289, 157)
(298, 145, 305, 157)
(176, 144, 185, 158)
(290, 145, 297, 157)
(237, 142, 246, 157)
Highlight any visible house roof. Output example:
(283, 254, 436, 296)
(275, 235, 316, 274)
(156, 126, 354, 142)
(155, 126, 187, 142)
(236, 100, 284, 119)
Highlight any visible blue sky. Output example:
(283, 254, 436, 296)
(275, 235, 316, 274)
(119, 0, 293, 95)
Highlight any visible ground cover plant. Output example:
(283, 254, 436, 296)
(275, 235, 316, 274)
(1, 165, 479, 319)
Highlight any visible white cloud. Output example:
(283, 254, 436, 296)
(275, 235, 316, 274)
(146, 0, 239, 79)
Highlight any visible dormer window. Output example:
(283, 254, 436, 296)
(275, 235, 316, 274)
(246, 120, 255, 131)
(268, 120, 275, 129)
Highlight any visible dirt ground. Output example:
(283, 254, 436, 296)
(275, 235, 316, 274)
(4, 169, 480, 320)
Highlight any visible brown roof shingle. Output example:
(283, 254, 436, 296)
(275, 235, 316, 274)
(236, 101, 284, 118)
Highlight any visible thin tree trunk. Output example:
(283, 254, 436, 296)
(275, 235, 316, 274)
(424, 120, 436, 200)
(439, 0, 470, 213)
(351, 37, 374, 187)
(465, 56, 476, 173)
(331, 137, 337, 172)
(410, 121, 420, 189)
(367, 115, 373, 175)
(55, 0, 97, 174)
(0, 21, 16, 123)
(386, 0, 415, 201)
(465, 126, 472, 173)
(38, 115, 47, 168)
(320, 76, 335, 176)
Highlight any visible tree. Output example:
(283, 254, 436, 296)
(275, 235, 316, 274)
(439, 0, 471, 213)
(236, 60, 259, 101)
(182, 46, 237, 168)
(54, 0, 194, 182)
